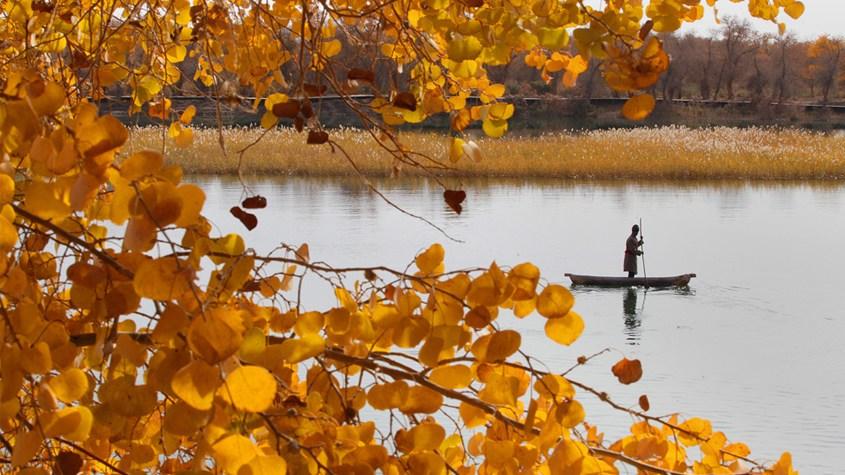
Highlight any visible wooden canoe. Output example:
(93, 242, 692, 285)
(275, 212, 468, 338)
(565, 273, 696, 288)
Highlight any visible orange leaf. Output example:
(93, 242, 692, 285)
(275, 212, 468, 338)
(622, 94, 656, 121)
(611, 357, 643, 385)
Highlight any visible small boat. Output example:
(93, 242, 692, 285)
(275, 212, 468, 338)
(565, 273, 696, 288)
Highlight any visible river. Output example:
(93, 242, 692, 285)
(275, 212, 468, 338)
(195, 176, 844, 474)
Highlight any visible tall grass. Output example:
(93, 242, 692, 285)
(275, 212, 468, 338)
(127, 126, 845, 180)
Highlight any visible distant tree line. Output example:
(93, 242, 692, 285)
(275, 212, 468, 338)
(105, 17, 844, 109)
(492, 17, 844, 105)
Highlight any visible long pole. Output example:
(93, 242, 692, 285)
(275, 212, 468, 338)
(639, 218, 648, 288)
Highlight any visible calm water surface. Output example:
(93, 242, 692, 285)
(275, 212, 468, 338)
(196, 176, 844, 474)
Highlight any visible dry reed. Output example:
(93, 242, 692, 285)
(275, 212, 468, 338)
(127, 126, 845, 180)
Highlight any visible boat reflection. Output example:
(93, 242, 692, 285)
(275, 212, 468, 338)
(623, 288, 642, 345)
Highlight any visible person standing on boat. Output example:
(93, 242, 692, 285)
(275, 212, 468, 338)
(624, 224, 644, 278)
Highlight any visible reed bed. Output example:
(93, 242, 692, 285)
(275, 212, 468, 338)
(127, 126, 845, 180)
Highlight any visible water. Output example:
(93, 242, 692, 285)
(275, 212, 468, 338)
(196, 176, 844, 473)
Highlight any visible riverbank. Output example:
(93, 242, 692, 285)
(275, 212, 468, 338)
(127, 126, 845, 180)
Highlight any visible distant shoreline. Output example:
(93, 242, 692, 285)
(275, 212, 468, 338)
(127, 126, 845, 181)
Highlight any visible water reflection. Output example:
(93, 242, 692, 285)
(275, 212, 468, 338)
(623, 288, 642, 345)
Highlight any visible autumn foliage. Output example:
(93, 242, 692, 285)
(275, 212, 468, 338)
(0, 0, 804, 474)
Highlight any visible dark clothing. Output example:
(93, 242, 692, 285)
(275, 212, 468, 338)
(624, 233, 642, 275)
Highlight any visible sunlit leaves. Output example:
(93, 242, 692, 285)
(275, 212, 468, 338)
(212, 434, 261, 474)
(220, 366, 276, 412)
(0, 0, 804, 470)
(188, 308, 245, 363)
(171, 360, 221, 410)
(49, 368, 89, 402)
(43, 406, 93, 441)
(134, 257, 194, 301)
(11, 430, 42, 467)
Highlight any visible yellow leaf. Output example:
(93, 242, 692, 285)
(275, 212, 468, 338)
(134, 257, 194, 301)
(447, 36, 483, 61)
(482, 118, 508, 138)
(11, 430, 42, 467)
(49, 368, 89, 403)
(415, 243, 445, 274)
(174, 184, 205, 227)
(171, 360, 221, 410)
(0, 214, 17, 251)
(260, 111, 278, 129)
(163, 400, 209, 436)
(121, 151, 164, 180)
(678, 417, 712, 446)
(24, 181, 70, 221)
(770, 452, 798, 475)
(26, 81, 65, 117)
(219, 366, 277, 412)
(534, 374, 575, 401)
(537, 284, 574, 319)
(212, 434, 260, 474)
(449, 137, 466, 163)
(21, 342, 52, 374)
(544, 311, 584, 346)
(166, 44, 187, 63)
(784, 1, 804, 19)
(554, 399, 585, 428)
(407, 422, 446, 451)
(429, 364, 472, 389)
(180, 105, 197, 124)
(368, 380, 410, 410)
(622, 94, 656, 121)
(478, 372, 518, 407)
(321, 39, 342, 57)
(471, 330, 521, 362)
(43, 406, 93, 441)
(459, 402, 488, 428)
(400, 386, 443, 414)
(188, 308, 245, 364)
(237, 455, 287, 475)
(0, 175, 15, 204)
(277, 334, 325, 364)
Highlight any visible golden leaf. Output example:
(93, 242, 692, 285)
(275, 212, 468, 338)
(171, 360, 221, 411)
(219, 366, 276, 413)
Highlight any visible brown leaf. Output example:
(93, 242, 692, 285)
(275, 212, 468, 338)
(611, 358, 643, 385)
(31, 0, 54, 12)
(272, 100, 300, 118)
(307, 130, 329, 145)
(303, 83, 327, 97)
(393, 92, 417, 111)
(638, 394, 650, 412)
(639, 20, 654, 40)
(240, 280, 262, 292)
(300, 99, 315, 118)
(229, 206, 258, 231)
(364, 269, 377, 281)
(464, 0, 484, 6)
(443, 189, 466, 214)
(241, 195, 267, 209)
(54, 451, 83, 475)
(348, 68, 375, 83)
